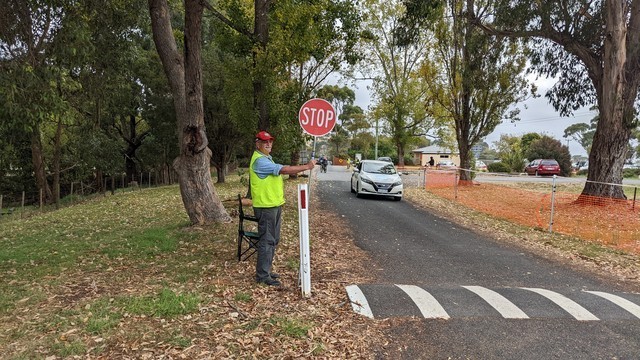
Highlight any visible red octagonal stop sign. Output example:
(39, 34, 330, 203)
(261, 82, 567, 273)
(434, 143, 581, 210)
(298, 98, 336, 137)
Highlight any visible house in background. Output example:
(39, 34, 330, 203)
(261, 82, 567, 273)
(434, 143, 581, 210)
(412, 145, 460, 166)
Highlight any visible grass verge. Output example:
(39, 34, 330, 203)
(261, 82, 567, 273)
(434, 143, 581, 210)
(0, 174, 381, 358)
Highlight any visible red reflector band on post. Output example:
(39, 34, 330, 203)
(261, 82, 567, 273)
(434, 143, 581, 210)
(300, 189, 306, 209)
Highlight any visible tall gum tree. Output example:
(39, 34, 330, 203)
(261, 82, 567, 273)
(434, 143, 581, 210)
(459, 0, 640, 199)
(362, 0, 433, 166)
(414, 0, 533, 180)
(148, 0, 231, 224)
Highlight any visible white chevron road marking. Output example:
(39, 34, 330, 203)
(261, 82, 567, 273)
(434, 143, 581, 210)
(463, 286, 529, 319)
(396, 284, 450, 319)
(345, 285, 640, 321)
(521, 287, 599, 321)
(585, 291, 640, 319)
(346, 285, 374, 319)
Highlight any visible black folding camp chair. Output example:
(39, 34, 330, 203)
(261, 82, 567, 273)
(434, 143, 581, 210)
(237, 195, 260, 261)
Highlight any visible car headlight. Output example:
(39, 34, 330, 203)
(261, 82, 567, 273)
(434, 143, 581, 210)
(361, 178, 375, 185)
(392, 181, 402, 187)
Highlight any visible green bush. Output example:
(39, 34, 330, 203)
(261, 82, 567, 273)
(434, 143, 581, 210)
(488, 162, 510, 173)
(403, 156, 415, 166)
(623, 168, 640, 178)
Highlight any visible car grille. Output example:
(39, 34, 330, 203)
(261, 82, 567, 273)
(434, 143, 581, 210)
(375, 183, 392, 191)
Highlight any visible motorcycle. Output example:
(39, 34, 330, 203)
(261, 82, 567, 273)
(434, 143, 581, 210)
(321, 162, 328, 173)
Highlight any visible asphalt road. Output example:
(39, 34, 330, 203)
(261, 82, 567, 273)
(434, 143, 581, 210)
(315, 165, 640, 359)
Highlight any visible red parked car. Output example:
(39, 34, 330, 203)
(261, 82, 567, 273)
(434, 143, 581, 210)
(524, 159, 561, 176)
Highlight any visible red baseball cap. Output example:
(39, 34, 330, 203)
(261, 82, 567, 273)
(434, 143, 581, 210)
(255, 131, 275, 141)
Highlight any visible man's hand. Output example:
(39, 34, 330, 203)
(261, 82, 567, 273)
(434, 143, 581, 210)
(308, 159, 317, 170)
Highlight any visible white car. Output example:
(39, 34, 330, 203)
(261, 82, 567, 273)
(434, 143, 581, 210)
(476, 160, 488, 172)
(436, 160, 456, 169)
(351, 160, 403, 201)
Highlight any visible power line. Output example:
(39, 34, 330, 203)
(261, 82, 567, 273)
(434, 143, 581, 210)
(515, 111, 596, 124)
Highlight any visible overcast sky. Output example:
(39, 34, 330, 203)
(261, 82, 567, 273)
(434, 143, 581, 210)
(347, 76, 595, 158)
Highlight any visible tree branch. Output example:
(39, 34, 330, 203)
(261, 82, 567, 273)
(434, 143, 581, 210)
(201, 0, 254, 40)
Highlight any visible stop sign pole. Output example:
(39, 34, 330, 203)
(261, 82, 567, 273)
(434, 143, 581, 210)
(297, 98, 336, 297)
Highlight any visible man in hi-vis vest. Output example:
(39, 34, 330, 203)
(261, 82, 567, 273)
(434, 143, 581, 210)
(249, 131, 316, 286)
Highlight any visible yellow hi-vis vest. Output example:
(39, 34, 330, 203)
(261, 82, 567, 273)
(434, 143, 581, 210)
(249, 151, 285, 208)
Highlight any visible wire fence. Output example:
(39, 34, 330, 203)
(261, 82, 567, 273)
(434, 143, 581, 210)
(0, 170, 176, 220)
(399, 166, 640, 255)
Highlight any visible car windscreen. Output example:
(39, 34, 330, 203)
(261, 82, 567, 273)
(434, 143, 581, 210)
(363, 162, 397, 174)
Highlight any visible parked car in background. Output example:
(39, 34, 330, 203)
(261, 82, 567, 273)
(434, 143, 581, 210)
(436, 160, 456, 169)
(475, 160, 488, 172)
(579, 161, 589, 172)
(572, 160, 587, 171)
(377, 156, 393, 163)
(351, 160, 403, 201)
(524, 159, 561, 176)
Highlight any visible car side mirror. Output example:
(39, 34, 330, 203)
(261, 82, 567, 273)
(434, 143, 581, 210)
(353, 168, 359, 173)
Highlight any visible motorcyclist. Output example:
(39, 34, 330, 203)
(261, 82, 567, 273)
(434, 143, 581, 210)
(319, 155, 328, 173)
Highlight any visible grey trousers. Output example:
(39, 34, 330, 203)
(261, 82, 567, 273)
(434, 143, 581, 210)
(254, 206, 282, 282)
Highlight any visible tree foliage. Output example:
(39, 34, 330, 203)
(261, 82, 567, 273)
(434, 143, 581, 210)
(406, 0, 534, 180)
(361, 0, 434, 166)
(493, 134, 526, 172)
(463, 0, 640, 198)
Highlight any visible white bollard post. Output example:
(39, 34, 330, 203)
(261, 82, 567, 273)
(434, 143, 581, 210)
(549, 175, 557, 232)
(298, 184, 311, 297)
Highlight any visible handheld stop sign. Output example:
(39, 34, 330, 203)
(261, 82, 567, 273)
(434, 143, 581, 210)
(298, 98, 336, 297)
(298, 98, 336, 137)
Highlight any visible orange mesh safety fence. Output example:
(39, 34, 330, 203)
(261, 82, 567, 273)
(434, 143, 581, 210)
(424, 169, 458, 188)
(538, 193, 640, 253)
(424, 180, 640, 255)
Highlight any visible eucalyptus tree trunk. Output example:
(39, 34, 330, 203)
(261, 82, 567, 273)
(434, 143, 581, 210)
(148, 0, 230, 224)
(582, 1, 637, 199)
(30, 126, 52, 204)
(254, 0, 272, 131)
(52, 117, 63, 208)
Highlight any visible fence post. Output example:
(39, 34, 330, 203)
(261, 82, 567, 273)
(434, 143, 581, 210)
(423, 169, 427, 189)
(548, 175, 557, 232)
(40, 188, 43, 212)
(0, 194, 3, 216)
(21, 191, 25, 219)
(454, 170, 459, 200)
(633, 187, 637, 211)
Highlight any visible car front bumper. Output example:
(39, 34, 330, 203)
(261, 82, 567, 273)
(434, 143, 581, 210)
(359, 181, 403, 197)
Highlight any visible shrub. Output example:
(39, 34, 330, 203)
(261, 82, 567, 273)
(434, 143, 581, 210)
(488, 162, 510, 173)
(623, 168, 640, 178)
(403, 156, 415, 166)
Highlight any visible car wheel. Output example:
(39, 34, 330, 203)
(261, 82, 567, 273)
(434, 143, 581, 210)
(350, 181, 355, 193)
(355, 182, 363, 198)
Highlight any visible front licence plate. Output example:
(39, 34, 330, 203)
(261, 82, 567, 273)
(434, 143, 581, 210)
(377, 189, 388, 194)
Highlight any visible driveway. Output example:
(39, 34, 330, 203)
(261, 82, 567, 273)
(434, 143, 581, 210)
(314, 164, 640, 359)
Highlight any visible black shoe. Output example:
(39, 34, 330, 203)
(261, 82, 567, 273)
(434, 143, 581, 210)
(258, 278, 281, 286)
(270, 272, 280, 279)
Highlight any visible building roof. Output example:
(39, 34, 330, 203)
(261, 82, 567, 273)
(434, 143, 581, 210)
(412, 145, 458, 154)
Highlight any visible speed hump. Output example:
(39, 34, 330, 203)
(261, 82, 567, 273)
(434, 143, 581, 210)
(298, 98, 336, 137)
